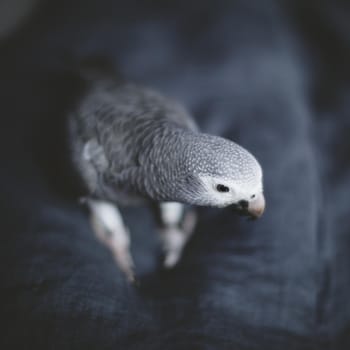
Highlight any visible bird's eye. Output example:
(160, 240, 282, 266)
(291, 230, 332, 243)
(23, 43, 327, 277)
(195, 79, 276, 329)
(216, 184, 230, 193)
(251, 194, 256, 199)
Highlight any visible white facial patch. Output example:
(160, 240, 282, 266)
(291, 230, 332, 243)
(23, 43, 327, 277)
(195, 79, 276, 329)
(198, 174, 262, 207)
(198, 175, 237, 206)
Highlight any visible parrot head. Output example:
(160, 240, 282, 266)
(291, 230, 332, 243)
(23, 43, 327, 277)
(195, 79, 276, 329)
(180, 133, 265, 218)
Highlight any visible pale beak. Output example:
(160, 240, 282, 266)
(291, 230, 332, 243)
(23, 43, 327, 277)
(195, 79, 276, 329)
(247, 193, 265, 219)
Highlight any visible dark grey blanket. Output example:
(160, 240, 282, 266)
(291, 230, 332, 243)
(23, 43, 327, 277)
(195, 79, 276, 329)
(1, 1, 350, 348)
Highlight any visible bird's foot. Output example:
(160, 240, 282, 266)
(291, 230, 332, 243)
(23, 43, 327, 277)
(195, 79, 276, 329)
(107, 232, 135, 283)
(161, 226, 187, 268)
(159, 208, 197, 269)
(87, 199, 136, 283)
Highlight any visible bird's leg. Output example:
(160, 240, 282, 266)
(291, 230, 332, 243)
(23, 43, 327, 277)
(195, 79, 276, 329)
(156, 202, 197, 268)
(86, 199, 135, 282)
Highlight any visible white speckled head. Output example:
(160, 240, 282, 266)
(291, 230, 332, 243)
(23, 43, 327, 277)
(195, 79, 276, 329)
(182, 133, 264, 216)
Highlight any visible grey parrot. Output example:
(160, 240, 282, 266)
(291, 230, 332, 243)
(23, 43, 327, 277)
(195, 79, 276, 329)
(68, 65, 265, 282)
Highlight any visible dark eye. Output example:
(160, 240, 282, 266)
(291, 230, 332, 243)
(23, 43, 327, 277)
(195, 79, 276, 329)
(216, 184, 230, 193)
(251, 194, 256, 199)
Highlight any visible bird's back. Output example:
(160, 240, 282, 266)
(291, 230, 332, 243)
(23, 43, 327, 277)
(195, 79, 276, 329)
(68, 76, 197, 201)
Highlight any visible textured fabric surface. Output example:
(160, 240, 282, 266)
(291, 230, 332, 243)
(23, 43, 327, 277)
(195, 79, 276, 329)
(0, 1, 350, 348)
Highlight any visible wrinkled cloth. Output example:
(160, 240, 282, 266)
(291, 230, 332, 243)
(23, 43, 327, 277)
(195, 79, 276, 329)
(0, 1, 350, 349)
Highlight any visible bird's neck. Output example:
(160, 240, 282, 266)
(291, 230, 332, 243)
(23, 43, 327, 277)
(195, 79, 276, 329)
(139, 122, 198, 203)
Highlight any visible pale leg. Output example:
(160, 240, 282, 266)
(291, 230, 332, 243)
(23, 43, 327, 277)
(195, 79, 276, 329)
(87, 199, 135, 282)
(158, 202, 197, 268)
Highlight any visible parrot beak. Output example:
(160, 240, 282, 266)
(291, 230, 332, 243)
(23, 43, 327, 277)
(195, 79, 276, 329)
(247, 193, 265, 219)
(233, 193, 265, 219)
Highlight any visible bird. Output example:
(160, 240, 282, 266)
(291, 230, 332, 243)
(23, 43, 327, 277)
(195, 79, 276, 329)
(67, 62, 265, 282)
